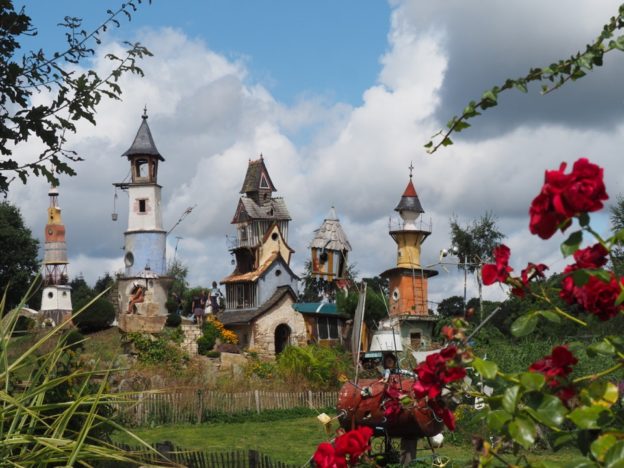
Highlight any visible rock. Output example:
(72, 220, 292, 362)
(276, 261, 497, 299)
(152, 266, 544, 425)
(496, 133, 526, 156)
(219, 352, 248, 374)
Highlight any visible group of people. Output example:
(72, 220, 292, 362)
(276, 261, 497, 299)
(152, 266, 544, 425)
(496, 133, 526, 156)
(190, 281, 223, 325)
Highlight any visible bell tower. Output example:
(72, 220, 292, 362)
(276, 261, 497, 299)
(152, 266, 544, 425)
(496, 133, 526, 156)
(114, 108, 166, 276)
(40, 185, 72, 325)
(381, 166, 438, 316)
(114, 109, 171, 333)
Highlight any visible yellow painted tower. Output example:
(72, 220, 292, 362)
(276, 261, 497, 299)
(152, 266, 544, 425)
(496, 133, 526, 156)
(381, 171, 438, 316)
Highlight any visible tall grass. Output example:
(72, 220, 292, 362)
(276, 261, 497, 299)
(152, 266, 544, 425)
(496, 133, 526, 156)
(0, 283, 175, 466)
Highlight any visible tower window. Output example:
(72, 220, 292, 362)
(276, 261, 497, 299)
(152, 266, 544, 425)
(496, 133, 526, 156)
(271, 232, 278, 241)
(47, 291, 54, 299)
(138, 199, 146, 213)
(125, 252, 134, 267)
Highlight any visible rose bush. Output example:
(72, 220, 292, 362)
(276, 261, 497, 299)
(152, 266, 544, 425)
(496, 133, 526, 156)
(311, 157, 624, 467)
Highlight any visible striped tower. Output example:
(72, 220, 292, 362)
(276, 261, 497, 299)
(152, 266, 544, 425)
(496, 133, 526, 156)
(40, 186, 72, 324)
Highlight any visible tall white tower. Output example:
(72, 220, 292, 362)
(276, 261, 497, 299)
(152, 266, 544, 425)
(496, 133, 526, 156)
(115, 109, 166, 276)
(40, 185, 72, 325)
(114, 109, 171, 333)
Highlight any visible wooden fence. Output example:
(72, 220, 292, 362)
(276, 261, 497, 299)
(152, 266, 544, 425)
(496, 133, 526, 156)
(116, 389, 338, 426)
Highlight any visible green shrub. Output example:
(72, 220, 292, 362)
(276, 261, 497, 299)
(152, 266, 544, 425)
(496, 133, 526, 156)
(73, 297, 115, 333)
(276, 345, 353, 389)
(197, 335, 214, 355)
(126, 332, 188, 367)
(165, 299, 178, 315)
(205, 350, 220, 358)
(13, 315, 34, 335)
(165, 313, 181, 327)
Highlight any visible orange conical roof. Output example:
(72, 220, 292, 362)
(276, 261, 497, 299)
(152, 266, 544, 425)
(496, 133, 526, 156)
(394, 178, 424, 213)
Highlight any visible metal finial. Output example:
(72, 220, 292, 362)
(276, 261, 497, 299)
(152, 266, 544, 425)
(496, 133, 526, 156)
(260, 153, 263, 160)
(408, 161, 414, 179)
(142, 105, 148, 120)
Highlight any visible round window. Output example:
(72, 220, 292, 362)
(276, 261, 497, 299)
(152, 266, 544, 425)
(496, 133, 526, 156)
(275, 269, 282, 277)
(47, 229, 53, 235)
(62, 291, 67, 297)
(271, 232, 279, 241)
(47, 291, 54, 299)
(124, 252, 134, 267)
(392, 288, 400, 301)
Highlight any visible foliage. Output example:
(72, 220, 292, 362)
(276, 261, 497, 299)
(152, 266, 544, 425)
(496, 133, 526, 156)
(63, 328, 86, 351)
(13, 314, 35, 335)
(246, 358, 278, 379)
(424, 3, 624, 153)
(0, 0, 152, 193)
(126, 331, 188, 368)
(276, 345, 352, 389)
(93, 272, 114, 294)
(0, 285, 164, 465)
(300, 260, 358, 302)
(437, 295, 466, 317)
(197, 335, 215, 356)
(167, 259, 189, 303)
(422, 158, 624, 467)
(337, 282, 387, 328)
(165, 312, 181, 327)
(449, 212, 504, 270)
(0, 201, 39, 309)
(70, 275, 94, 308)
(72, 296, 115, 333)
(610, 195, 624, 275)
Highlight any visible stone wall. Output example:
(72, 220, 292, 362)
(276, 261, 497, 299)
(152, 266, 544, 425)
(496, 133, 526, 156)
(252, 295, 306, 358)
(181, 323, 202, 356)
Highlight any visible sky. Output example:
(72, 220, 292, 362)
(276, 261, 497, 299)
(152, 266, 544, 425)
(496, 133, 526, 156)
(8, 0, 624, 308)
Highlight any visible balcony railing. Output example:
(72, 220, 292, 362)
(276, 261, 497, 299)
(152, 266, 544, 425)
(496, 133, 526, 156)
(388, 216, 432, 233)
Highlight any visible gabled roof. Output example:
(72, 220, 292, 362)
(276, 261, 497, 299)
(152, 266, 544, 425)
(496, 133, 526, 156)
(310, 206, 351, 252)
(231, 197, 291, 224)
(122, 113, 164, 161)
(221, 252, 299, 284)
(240, 157, 276, 194)
(219, 286, 297, 325)
(394, 179, 424, 213)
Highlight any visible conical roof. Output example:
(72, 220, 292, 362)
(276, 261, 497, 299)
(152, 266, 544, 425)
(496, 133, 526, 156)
(394, 179, 424, 213)
(310, 206, 352, 252)
(122, 112, 164, 161)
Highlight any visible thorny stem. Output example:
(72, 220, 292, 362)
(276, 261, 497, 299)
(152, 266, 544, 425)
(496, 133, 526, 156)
(573, 361, 624, 384)
(534, 290, 589, 327)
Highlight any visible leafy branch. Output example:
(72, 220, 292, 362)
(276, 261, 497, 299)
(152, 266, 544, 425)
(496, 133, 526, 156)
(425, 3, 624, 154)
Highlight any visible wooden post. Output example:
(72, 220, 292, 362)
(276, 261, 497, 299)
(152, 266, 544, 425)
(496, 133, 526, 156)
(255, 390, 260, 414)
(308, 390, 313, 409)
(196, 389, 203, 424)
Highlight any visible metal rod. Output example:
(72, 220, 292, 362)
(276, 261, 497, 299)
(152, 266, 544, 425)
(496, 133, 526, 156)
(466, 306, 502, 342)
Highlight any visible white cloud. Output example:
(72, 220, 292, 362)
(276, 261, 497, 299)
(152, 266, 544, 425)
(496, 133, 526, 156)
(7, 2, 624, 314)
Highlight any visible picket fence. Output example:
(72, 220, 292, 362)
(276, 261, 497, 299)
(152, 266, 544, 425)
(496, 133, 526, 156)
(116, 389, 338, 426)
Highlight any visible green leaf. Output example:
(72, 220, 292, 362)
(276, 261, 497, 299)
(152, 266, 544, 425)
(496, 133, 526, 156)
(511, 313, 539, 337)
(605, 440, 624, 468)
(568, 406, 609, 429)
(561, 230, 583, 257)
(535, 394, 568, 427)
(586, 381, 619, 408)
(473, 357, 498, 380)
(572, 269, 591, 286)
(565, 460, 599, 468)
(537, 310, 561, 324)
(513, 81, 528, 93)
(441, 137, 453, 147)
(508, 416, 536, 449)
(591, 434, 618, 463)
(587, 339, 615, 357)
(487, 409, 512, 431)
(578, 212, 590, 227)
(590, 269, 613, 283)
(615, 289, 624, 306)
(503, 385, 521, 414)
(520, 372, 545, 391)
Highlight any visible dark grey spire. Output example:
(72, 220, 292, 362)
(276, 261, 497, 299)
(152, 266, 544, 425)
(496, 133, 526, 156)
(122, 110, 164, 161)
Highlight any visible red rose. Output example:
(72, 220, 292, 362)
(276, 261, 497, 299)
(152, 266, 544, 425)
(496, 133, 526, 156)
(512, 262, 549, 297)
(529, 345, 577, 388)
(575, 275, 622, 321)
(529, 158, 608, 239)
(334, 426, 373, 464)
(482, 245, 513, 286)
(429, 400, 456, 431)
(573, 243, 608, 269)
(313, 443, 347, 468)
(413, 347, 465, 399)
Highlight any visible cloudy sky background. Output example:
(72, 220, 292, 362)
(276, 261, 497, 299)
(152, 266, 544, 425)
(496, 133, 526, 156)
(8, 0, 624, 308)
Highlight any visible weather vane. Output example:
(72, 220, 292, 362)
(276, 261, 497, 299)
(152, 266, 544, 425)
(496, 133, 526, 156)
(408, 161, 414, 179)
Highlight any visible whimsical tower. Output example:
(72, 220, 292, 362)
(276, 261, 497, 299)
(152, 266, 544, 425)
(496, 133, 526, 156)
(115, 109, 166, 276)
(310, 206, 351, 282)
(40, 185, 72, 324)
(114, 110, 171, 333)
(381, 167, 438, 317)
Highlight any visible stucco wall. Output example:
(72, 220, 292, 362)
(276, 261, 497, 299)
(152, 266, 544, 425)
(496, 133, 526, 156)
(117, 276, 172, 318)
(251, 295, 306, 357)
(126, 185, 163, 231)
(124, 231, 167, 276)
(257, 259, 299, 305)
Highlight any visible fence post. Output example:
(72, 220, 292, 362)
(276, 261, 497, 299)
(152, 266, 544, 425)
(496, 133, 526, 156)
(255, 390, 260, 414)
(308, 390, 313, 409)
(248, 449, 259, 468)
(196, 389, 203, 424)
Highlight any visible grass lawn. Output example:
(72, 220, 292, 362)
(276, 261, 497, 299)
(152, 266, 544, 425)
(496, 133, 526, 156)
(125, 416, 580, 466)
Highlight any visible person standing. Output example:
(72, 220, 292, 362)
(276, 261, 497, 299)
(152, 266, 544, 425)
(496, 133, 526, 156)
(209, 281, 222, 313)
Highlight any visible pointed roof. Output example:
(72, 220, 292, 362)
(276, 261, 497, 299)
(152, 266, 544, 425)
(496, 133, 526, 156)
(394, 179, 424, 213)
(122, 110, 164, 161)
(240, 156, 276, 193)
(310, 206, 352, 252)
